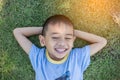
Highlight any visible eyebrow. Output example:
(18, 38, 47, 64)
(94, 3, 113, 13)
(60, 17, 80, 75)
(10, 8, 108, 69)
(51, 32, 73, 36)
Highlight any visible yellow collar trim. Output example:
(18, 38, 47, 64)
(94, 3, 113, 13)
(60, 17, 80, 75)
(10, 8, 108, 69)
(46, 50, 68, 64)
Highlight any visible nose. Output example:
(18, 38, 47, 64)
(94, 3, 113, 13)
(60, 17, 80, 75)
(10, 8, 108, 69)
(57, 38, 66, 47)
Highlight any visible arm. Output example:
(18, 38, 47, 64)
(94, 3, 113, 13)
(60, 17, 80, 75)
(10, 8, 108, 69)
(13, 27, 43, 54)
(74, 30, 107, 56)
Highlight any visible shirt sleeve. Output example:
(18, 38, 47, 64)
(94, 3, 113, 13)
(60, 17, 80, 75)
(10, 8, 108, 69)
(80, 45, 90, 72)
(75, 45, 91, 72)
(29, 44, 40, 71)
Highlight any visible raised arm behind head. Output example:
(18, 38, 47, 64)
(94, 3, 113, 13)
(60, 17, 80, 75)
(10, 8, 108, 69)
(13, 27, 43, 54)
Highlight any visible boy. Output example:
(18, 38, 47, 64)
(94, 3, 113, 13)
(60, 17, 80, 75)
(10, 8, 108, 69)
(13, 15, 107, 80)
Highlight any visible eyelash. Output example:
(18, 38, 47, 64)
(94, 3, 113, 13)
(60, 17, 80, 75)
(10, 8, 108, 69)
(65, 38, 72, 40)
(52, 37, 59, 39)
(52, 37, 72, 40)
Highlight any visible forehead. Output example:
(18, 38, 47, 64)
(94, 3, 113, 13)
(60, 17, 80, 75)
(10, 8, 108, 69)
(46, 23, 73, 35)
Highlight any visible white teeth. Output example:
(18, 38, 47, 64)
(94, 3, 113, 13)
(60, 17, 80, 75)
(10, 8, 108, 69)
(55, 48, 66, 53)
(57, 49, 65, 52)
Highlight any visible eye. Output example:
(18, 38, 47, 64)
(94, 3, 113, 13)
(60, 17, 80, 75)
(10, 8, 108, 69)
(52, 37, 59, 40)
(65, 37, 72, 40)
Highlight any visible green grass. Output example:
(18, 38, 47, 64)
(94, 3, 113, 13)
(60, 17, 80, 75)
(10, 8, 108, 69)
(0, 0, 120, 80)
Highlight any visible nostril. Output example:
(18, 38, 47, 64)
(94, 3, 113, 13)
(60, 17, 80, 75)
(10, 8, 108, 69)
(57, 42, 66, 46)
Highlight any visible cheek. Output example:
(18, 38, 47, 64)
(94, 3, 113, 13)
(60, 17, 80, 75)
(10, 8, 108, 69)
(45, 39, 57, 47)
(68, 40, 74, 47)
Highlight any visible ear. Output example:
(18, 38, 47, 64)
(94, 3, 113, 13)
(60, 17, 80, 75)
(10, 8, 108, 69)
(73, 36, 76, 42)
(72, 36, 76, 48)
(39, 35, 46, 46)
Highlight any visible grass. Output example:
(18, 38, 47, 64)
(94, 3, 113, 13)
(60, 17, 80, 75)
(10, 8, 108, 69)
(0, 0, 120, 80)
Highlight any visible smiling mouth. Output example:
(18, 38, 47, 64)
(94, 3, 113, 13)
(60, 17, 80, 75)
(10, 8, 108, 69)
(55, 48, 68, 54)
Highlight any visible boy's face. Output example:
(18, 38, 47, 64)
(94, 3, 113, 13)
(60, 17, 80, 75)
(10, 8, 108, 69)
(40, 23, 75, 61)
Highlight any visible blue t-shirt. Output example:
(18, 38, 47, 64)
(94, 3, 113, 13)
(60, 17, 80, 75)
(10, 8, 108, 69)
(29, 44, 90, 80)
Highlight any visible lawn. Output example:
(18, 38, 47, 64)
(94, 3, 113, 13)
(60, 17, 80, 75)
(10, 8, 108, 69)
(0, 0, 120, 80)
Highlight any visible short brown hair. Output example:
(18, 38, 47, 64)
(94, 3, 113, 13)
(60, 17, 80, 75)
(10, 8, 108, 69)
(42, 15, 73, 36)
